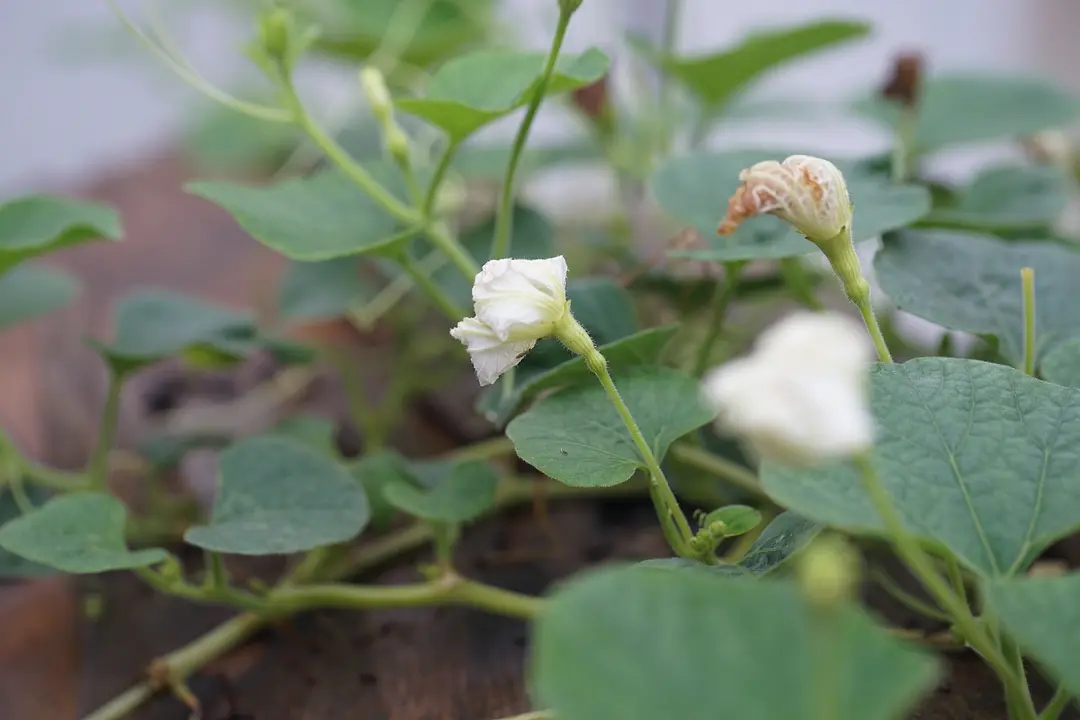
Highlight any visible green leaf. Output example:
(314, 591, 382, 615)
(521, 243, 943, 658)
(918, 165, 1070, 234)
(0, 263, 80, 329)
(277, 257, 374, 322)
(0, 195, 122, 273)
(632, 19, 870, 109)
(187, 164, 411, 262)
(1041, 337, 1080, 389)
(533, 565, 941, 720)
(0, 486, 56, 576)
(506, 367, 715, 487)
(762, 358, 1080, 577)
(985, 573, 1080, 697)
(652, 150, 930, 262)
(700, 505, 762, 537)
(875, 230, 1080, 366)
(0, 493, 167, 574)
(738, 512, 822, 575)
(382, 459, 497, 523)
(479, 325, 678, 426)
(310, 0, 493, 68)
(184, 436, 369, 555)
(856, 75, 1080, 152)
(97, 290, 255, 373)
(349, 451, 415, 530)
(396, 48, 610, 141)
(264, 416, 339, 457)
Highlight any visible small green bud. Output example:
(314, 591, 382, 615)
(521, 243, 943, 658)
(258, 7, 292, 63)
(797, 534, 861, 608)
(384, 123, 411, 169)
(360, 66, 394, 125)
(155, 555, 185, 586)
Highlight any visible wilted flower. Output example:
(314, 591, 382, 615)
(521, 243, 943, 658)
(701, 311, 874, 466)
(718, 155, 852, 245)
(451, 257, 570, 386)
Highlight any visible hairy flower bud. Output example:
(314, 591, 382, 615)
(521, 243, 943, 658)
(718, 155, 852, 245)
(359, 66, 393, 125)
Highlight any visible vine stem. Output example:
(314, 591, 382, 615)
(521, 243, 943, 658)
(853, 454, 1038, 720)
(83, 478, 641, 720)
(1039, 684, 1073, 720)
(1021, 267, 1036, 376)
(692, 261, 745, 376)
(666, 443, 763, 499)
(88, 369, 123, 491)
(489, 3, 576, 260)
(582, 347, 694, 555)
(397, 252, 468, 320)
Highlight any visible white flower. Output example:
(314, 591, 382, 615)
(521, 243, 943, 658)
(701, 311, 874, 467)
(718, 155, 852, 244)
(451, 256, 569, 386)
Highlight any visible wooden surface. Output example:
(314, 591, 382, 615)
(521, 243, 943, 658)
(0, 152, 1077, 720)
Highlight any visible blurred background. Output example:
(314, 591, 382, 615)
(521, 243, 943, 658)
(4, 0, 1080, 199)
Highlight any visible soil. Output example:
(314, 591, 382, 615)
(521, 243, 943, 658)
(0, 152, 1076, 720)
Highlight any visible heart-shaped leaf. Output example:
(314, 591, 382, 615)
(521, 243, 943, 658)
(652, 150, 930, 262)
(918, 165, 1070, 234)
(0, 493, 167, 574)
(0, 486, 56, 576)
(479, 325, 678, 426)
(0, 263, 80, 329)
(1041, 337, 1080, 389)
(349, 451, 416, 530)
(188, 164, 412, 261)
(856, 75, 1080, 152)
(277, 257, 374, 322)
(396, 48, 610, 141)
(184, 436, 370, 555)
(533, 565, 941, 720)
(264, 416, 339, 457)
(97, 290, 256, 373)
(985, 573, 1080, 697)
(631, 19, 869, 110)
(875, 230, 1080, 366)
(382, 459, 498, 523)
(763, 358, 1080, 577)
(507, 367, 715, 487)
(0, 195, 122, 273)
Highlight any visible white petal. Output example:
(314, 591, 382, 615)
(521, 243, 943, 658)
(450, 317, 536, 386)
(472, 256, 568, 341)
(701, 310, 874, 466)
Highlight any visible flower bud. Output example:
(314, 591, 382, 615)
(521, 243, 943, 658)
(701, 311, 874, 466)
(384, 122, 411, 169)
(797, 534, 862, 608)
(451, 256, 570, 386)
(360, 66, 394, 125)
(718, 155, 851, 245)
(257, 7, 292, 64)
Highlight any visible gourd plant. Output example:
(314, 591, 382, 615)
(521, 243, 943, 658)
(2, 1, 1080, 719)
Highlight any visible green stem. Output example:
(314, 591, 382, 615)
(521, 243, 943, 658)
(429, 221, 481, 281)
(946, 555, 969, 607)
(1021, 267, 1036, 376)
(88, 369, 123, 491)
(810, 606, 842, 720)
(281, 82, 418, 225)
(269, 575, 542, 620)
(892, 107, 918, 183)
(1039, 684, 1073, 720)
(853, 455, 1037, 720)
(1003, 633, 1037, 718)
(583, 347, 694, 554)
(20, 459, 87, 492)
(490, 4, 576, 260)
(692, 261, 745, 376)
(398, 252, 468, 320)
(423, 142, 459, 218)
(855, 290, 894, 363)
(667, 443, 764, 499)
(445, 436, 515, 462)
(871, 568, 951, 623)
